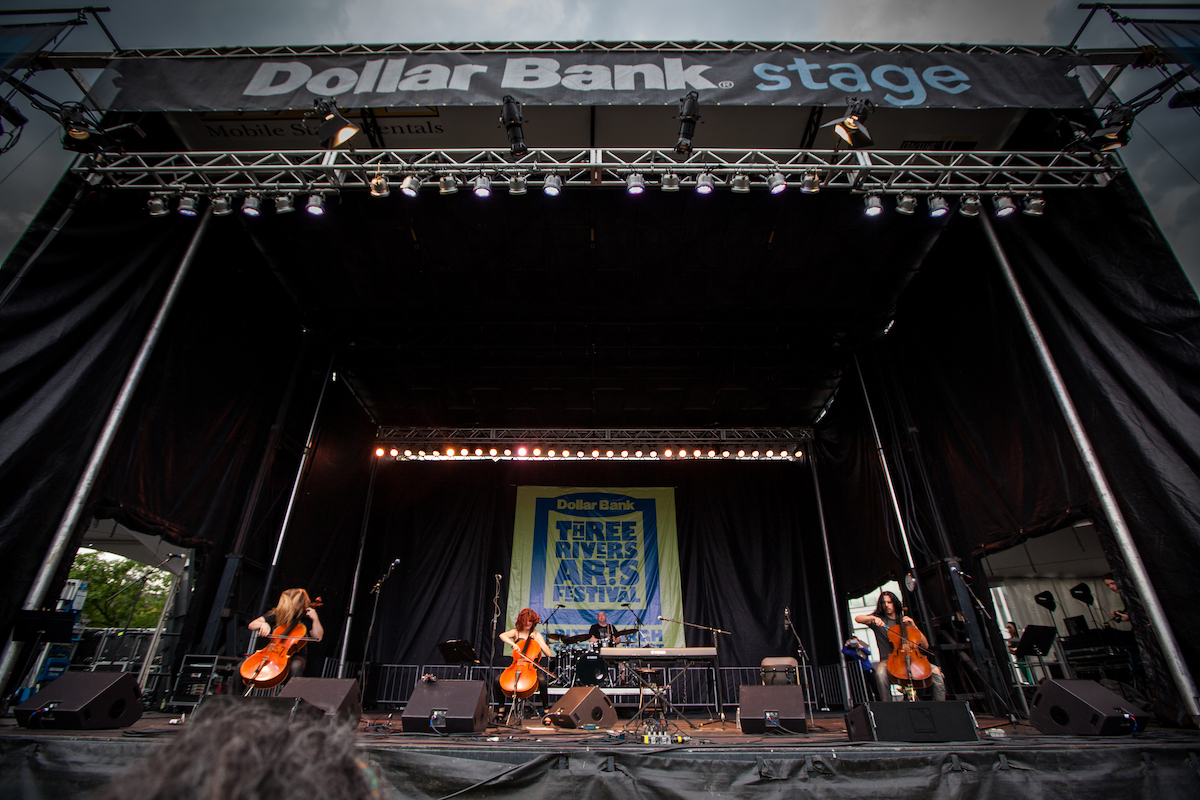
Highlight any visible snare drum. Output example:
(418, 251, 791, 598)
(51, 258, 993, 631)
(575, 653, 609, 686)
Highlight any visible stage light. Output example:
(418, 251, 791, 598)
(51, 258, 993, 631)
(730, 173, 751, 193)
(606, 450, 614, 458)
(147, 195, 169, 217)
(708, 449, 716, 458)
(439, 175, 459, 195)
(592, 449, 600, 458)
(794, 450, 803, 458)
(503, 448, 511, 456)
(418, 449, 426, 456)
(635, 449, 643, 458)
(275, 193, 295, 214)
(696, 173, 715, 195)
(626, 173, 646, 195)
(621, 450, 629, 458)
(767, 172, 787, 194)
(1023, 192, 1046, 217)
(664, 449, 673, 458)
(661, 172, 681, 192)
(678, 449, 687, 459)
(518, 447, 527, 456)
(446, 448, 456, 456)
(693, 449, 701, 458)
(994, 194, 1017, 217)
(532, 447, 541, 456)
(178, 195, 199, 217)
(752, 449, 760, 458)
(369, 175, 390, 197)
(475, 448, 484, 456)
(404, 449, 412, 457)
(737, 449, 746, 458)
(825, 97, 874, 148)
(576, 450, 584, 458)
(800, 171, 821, 194)
(548, 449, 556, 457)
(306, 194, 326, 216)
(314, 99, 359, 148)
(59, 103, 99, 144)
(401, 175, 422, 196)
(211, 194, 233, 216)
(895, 193, 917, 215)
(928, 195, 949, 218)
(508, 174, 528, 195)
(375, 447, 385, 457)
(472, 174, 492, 197)
(389, 448, 399, 457)
(675, 90, 700, 154)
(766, 449, 774, 458)
(242, 195, 262, 216)
(543, 174, 562, 196)
(959, 194, 981, 217)
(864, 194, 883, 217)
(500, 95, 528, 156)
(649, 450, 658, 458)
(722, 450, 730, 458)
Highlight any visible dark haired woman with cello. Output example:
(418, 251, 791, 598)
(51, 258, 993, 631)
(854, 590, 946, 702)
(498, 608, 554, 713)
(245, 588, 324, 685)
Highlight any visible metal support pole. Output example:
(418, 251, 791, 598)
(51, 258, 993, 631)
(254, 353, 336, 624)
(980, 213, 1200, 723)
(338, 453, 378, 678)
(138, 567, 182, 690)
(0, 212, 212, 697)
(807, 449, 854, 709)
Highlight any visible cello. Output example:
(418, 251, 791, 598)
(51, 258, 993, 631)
(885, 615, 934, 700)
(240, 597, 322, 689)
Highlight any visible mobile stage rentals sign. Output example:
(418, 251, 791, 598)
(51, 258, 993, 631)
(507, 487, 683, 647)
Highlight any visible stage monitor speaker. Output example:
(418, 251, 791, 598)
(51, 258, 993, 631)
(546, 686, 618, 729)
(845, 701, 979, 742)
(15, 672, 143, 730)
(401, 679, 487, 733)
(278, 678, 361, 724)
(1029, 679, 1146, 735)
(738, 685, 807, 734)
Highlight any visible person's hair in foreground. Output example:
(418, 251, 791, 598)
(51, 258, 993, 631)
(90, 696, 384, 800)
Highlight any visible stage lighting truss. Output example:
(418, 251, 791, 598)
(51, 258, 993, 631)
(373, 427, 812, 463)
(80, 147, 1122, 200)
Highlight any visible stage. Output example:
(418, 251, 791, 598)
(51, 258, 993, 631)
(3, 709, 1200, 799)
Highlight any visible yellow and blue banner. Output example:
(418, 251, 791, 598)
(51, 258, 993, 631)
(508, 486, 683, 647)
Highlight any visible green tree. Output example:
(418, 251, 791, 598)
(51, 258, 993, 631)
(68, 551, 172, 629)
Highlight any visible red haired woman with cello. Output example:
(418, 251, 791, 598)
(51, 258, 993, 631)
(498, 608, 554, 712)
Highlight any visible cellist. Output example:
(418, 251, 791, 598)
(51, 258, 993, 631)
(247, 588, 324, 682)
(498, 607, 554, 711)
(854, 590, 946, 702)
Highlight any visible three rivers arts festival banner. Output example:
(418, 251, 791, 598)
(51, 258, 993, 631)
(507, 487, 684, 648)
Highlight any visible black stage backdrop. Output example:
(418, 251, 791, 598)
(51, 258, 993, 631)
(356, 460, 828, 671)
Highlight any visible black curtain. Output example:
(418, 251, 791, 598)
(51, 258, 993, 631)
(341, 460, 830, 670)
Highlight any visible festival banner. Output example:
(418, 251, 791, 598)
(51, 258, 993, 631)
(507, 486, 683, 647)
(100, 50, 1090, 112)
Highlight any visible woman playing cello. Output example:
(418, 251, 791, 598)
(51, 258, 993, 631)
(498, 607, 554, 712)
(854, 590, 946, 702)
(245, 588, 324, 685)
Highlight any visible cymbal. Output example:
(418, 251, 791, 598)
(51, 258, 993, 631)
(614, 628, 638, 637)
(546, 633, 566, 642)
(548, 632, 590, 644)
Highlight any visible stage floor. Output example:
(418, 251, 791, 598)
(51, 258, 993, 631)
(4, 710, 1200, 799)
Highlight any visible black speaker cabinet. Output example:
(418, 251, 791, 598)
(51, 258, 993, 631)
(15, 672, 143, 730)
(546, 686, 618, 729)
(1029, 679, 1147, 735)
(278, 678, 361, 724)
(738, 685, 807, 734)
(401, 679, 487, 733)
(845, 701, 979, 742)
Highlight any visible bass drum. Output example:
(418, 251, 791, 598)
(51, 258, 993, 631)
(575, 653, 609, 686)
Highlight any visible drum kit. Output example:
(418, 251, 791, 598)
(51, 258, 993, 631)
(546, 629, 637, 688)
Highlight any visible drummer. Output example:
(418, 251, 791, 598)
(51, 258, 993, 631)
(588, 611, 622, 645)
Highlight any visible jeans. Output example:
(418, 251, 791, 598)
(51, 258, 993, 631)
(874, 661, 946, 701)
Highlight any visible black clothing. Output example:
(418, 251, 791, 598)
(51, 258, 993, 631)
(589, 622, 617, 640)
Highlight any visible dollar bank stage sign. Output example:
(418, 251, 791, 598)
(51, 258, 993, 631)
(508, 487, 683, 647)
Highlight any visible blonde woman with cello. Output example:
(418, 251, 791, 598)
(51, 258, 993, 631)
(244, 588, 324, 687)
(855, 590, 946, 702)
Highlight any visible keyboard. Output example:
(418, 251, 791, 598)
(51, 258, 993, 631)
(598, 646, 717, 659)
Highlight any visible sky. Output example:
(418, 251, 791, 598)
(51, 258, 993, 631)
(1, 0, 1197, 293)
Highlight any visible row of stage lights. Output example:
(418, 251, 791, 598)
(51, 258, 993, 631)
(148, 178, 1046, 219)
(374, 445, 804, 461)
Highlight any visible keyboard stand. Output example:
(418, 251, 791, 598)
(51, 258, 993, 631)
(624, 663, 698, 730)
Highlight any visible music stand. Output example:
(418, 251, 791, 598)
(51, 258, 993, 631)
(437, 639, 478, 679)
(14, 611, 76, 643)
(1014, 625, 1058, 684)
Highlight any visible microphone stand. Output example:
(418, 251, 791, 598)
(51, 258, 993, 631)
(486, 575, 502, 716)
(784, 606, 816, 730)
(621, 604, 647, 646)
(359, 559, 400, 712)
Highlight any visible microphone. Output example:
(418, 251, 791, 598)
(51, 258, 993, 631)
(658, 616, 664, 621)
(784, 606, 790, 631)
(556, 604, 565, 608)
(620, 603, 632, 608)
(495, 574, 502, 580)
